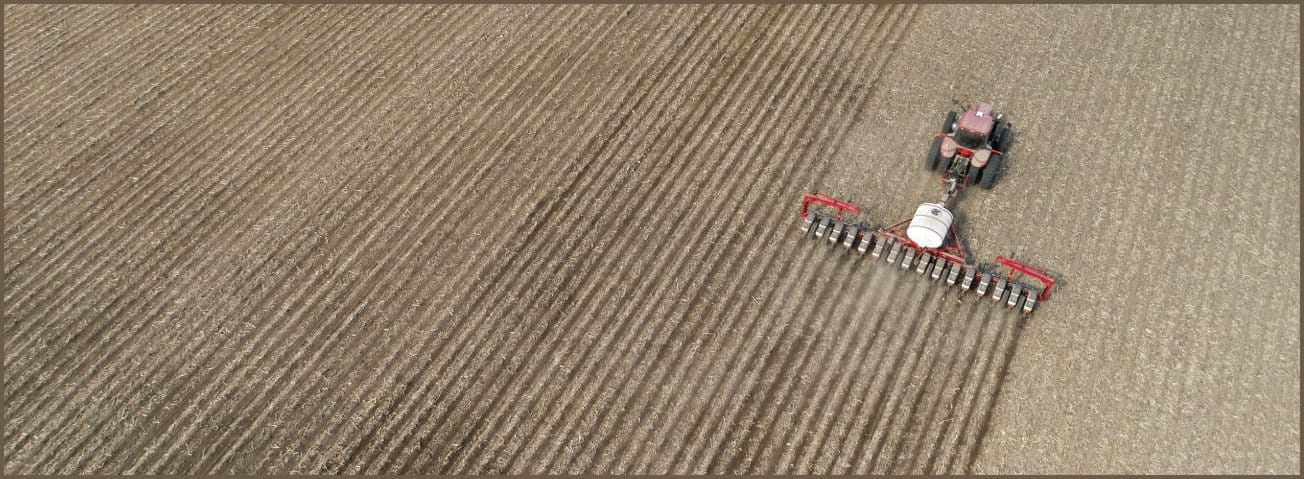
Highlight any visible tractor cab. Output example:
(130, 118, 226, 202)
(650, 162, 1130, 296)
(953, 102, 995, 149)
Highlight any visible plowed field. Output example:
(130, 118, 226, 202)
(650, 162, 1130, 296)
(4, 4, 1299, 474)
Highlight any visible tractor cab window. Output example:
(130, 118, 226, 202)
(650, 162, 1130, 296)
(954, 128, 986, 149)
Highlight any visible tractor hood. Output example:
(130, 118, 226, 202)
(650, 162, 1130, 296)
(957, 102, 994, 134)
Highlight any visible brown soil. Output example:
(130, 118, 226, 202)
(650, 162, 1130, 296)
(4, 4, 1298, 474)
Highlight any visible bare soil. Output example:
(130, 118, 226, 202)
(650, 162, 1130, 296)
(4, 4, 1298, 474)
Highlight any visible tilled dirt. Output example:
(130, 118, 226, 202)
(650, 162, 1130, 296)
(4, 4, 1299, 474)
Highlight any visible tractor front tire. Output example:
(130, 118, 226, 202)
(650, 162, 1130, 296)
(979, 152, 1003, 189)
(942, 111, 957, 134)
(926, 136, 943, 171)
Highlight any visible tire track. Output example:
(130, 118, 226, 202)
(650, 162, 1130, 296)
(838, 266, 947, 473)
(814, 270, 952, 474)
(784, 242, 902, 474)
(705, 250, 891, 474)
(900, 303, 994, 474)
(957, 312, 1026, 473)
(798, 270, 954, 477)
(864, 289, 973, 473)
(772, 249, 947, 471)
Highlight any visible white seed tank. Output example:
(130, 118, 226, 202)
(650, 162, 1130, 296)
(906, 202, 953, 248)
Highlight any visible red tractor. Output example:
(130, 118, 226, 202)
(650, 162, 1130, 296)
(925, 102, 1011, 189)
(796, 101, 1054, 314)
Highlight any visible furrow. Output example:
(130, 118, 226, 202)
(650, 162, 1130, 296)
(657, 7, 912, 472)
(866, 293, 972, 473)
(102, 6, 597, 474)
(3, 6, 371, 373)
(265, 5, 711, 474)
(7, 7, 454, 472)
(839, 271, 946, 473)
(3, 5, 380, 428)
(555, 7, 875, 474)
(128, 6, 624, 474)
(350, 6, 778, 474)
(899, 302, 992, 473)
(3, 6, 401, 420)
(195, 5, 690, 474)
(4, 6, 317, 287)
(802, 262, 920, 474)
(5, 5, 260, 184)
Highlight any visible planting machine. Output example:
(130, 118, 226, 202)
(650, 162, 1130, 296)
(797, 102, 1055, 313)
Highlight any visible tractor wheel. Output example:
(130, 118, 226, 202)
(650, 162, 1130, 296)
(979, 152, 1003, 189)
(942, 111, 957, 134)
(966, 159, 982, 185)
(925, 136, 943, 171)
(993, 124, 1013, 151)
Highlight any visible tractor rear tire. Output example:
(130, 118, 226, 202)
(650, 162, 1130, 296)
(966, 159, 982, 185)
(980, 152, 1003, 189)
(926, 136, 943, 171)
(993, 124, 1013, 151)
(942, 111, 957, 134)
